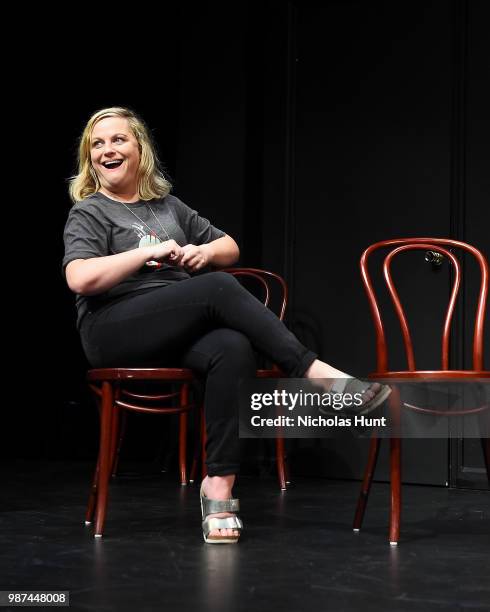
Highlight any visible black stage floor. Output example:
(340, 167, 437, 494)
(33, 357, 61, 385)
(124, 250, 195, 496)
(1, 461, 489, 612)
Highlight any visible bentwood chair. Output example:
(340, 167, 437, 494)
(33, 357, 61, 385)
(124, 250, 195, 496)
(352, 238, 490, 545)
(84, 267, 289, 537)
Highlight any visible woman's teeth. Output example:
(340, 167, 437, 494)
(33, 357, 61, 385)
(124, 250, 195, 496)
(103, 160, 123, 169)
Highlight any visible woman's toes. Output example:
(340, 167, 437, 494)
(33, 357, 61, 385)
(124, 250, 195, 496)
(207, 515, 239, 538)
(363, 384, 381, 400)
(219, 528, 234, 537)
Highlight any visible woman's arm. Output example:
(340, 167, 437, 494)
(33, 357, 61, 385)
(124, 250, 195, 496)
(180, 235, 240, 272)
(65, 240, 184, 296)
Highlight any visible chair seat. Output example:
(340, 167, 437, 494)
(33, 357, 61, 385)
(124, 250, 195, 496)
(369, 370, 490, 380)
(256, 368, 284, 378)
(87, 368, 195, 382)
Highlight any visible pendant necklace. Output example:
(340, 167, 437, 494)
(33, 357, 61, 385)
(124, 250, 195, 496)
(117, 199, 172, 268)
(119, 200, 171, 243)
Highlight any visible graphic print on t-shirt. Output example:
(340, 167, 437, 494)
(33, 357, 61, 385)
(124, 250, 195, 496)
(129, 222, 162, 248)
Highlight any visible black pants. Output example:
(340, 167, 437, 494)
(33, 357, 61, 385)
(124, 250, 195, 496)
(80, 271, 316, 476)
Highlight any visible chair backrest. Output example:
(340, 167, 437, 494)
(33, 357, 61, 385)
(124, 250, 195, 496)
(360, 238, 489, 373)
(224, 267, 288, 321)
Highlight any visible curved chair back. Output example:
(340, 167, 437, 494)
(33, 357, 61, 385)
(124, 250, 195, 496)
(225, 267, 288, 320)
(360, 238, 489, 373)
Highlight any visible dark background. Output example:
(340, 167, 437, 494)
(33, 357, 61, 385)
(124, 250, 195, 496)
(6, 1, 489, 489)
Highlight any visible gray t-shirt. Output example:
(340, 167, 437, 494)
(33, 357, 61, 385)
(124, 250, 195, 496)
(62, 192, 226, 328)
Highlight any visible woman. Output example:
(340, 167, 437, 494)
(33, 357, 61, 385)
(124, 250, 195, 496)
(63, 107, 390, 544)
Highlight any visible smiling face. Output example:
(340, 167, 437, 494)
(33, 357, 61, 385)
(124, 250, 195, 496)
(90, 116, 141, 198)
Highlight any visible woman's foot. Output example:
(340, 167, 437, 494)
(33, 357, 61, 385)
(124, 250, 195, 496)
(304, 359, 387, 411)
(201, 475, 240, 539)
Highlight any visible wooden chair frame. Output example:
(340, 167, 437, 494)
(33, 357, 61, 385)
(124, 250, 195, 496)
(352, 238, 490, 545)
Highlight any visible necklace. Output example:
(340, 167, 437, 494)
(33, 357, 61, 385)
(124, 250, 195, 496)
(119, 200, 171, 242)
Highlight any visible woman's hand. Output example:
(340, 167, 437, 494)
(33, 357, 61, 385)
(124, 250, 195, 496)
(180, 244, 212, 272)
(65, 241, 183, 295)
(148, 239, 185, 265)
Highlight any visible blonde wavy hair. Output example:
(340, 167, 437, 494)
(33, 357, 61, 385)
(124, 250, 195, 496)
(68, 107, 172, 203)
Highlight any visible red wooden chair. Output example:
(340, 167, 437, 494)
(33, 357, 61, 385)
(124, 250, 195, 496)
(84, 267, 289, 537)
(85, 370, 195, 537)
(352, 238, 490, 545)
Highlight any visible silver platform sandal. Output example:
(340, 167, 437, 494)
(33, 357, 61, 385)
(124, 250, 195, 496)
(200, 483, 243, 544)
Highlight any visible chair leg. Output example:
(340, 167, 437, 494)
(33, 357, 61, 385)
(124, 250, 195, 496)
(94, 381, 114, 538)
(388, 387, 402, 545)
(109, 405, 121, 477)
(189, 458, 198, 483)
(86, 394, 120, 524)
(284, 450, 291, 485)
(353, 433, 381, 531)
(189, 403, 201, 484)
(275, 437, 287, 490)
(178, 384, 189, 485)
(85, 393, 102, 525)
(179, 412, 188, 485)
(111, 409, 127, 477)
(85, 457, 99, 525)
(389, 437, 402, 545)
